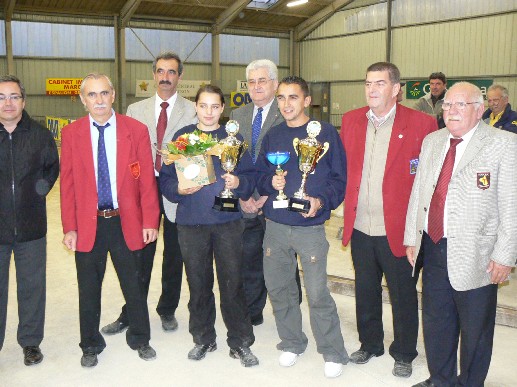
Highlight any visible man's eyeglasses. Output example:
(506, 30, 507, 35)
(442, 101, 480, 111)
(0, 95, 23, 102)
(247, 78, 271, 87)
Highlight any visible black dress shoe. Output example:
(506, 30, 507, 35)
(188, 342, 217, 360)
(23, 346, 43, 366)
(101, 319, 128, 335)
(160, 314, 178, 331)
(250, 314, 264, 326)
(412, 379, 435, 387)
(392, 360, 412, 378)
(81, 352, 98, 368)
(229, 346, 259, 367)
(137, 344, 157, 361)
(349, 349, 384, 364)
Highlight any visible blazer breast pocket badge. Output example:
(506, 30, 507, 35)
(129, 161, 141, 179)
(409, 158, 419, 175)
(477, 172, 490, 190)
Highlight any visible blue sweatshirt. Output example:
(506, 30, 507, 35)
(160, 124, 255, 226)
(255, 119, 347, 226)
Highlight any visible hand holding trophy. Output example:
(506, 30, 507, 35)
(288, 121, 329, 213)
(212, 120, 248, 212)
(266, 151, 290, 209)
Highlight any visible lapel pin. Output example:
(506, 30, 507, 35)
(398, 134, 403, 139)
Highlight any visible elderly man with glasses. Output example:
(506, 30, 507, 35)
(405, 82, 517, 387)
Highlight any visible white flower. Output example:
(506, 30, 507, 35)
(188, 133, 200, 145)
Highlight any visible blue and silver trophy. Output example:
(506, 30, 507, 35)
(266, 151, 290, 209)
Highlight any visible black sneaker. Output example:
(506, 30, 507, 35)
(229, 346, 259, 367)
(188, 342, 217, 360)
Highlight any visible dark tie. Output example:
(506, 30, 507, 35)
(251, 107, 263, 164)
(93, 122, 114, 211)
(427, 138, 463, 243)
(155, 101, 169, 172)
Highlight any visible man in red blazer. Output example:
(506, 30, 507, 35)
(341, 62, 437, 378)
(60, 73, 160, 368)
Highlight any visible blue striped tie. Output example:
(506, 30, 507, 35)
(94, 122, 114, 210)
(251, 107, 263, 163)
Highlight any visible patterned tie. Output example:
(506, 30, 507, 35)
(155, 101, 169, 172)
(427, 138, 463, 243)
(93, 122, 114, 211)
(251, 107, 263, 164)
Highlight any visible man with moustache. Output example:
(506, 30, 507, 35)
(102, 51, 196, 335)
(60, 73, 159, 367)
(341, 62, 437, 378)
(256, 76, 348, 378)
(405, 82, 517, 387)
(482, 84, 517, 133)
(229, 59, 284, 326)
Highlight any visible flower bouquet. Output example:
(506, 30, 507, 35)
(160, 129, 223, 189)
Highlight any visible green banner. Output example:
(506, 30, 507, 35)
(406, 79, 493, 100)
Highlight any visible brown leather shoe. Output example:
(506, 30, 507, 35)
(23, 346, 43, 366)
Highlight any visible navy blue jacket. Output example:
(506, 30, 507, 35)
(256, 119, 347, 226)
(482, 103, 517, 133)
(160, 124, 255, 226)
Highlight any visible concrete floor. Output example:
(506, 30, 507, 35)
(1, 181, 516, 387)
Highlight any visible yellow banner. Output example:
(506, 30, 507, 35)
(230, 92, 252, 108)
(46, 116, 73, 141)
(46, 78, 82, 96)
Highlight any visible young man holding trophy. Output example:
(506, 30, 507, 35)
(159, 85, 259, 367)
(255, 76, 349, 378)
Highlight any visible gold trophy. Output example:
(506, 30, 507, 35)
(213, 120, 249, 212)
(288, 121, 329, 213)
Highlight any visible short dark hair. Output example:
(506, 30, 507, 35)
(429, 72, 446, 84)
(0, 75, 26, 99)
(366, 62, 401, 84)
(195, 84, 225, 106)
(278, 75, 310, 98)
(153, 51, 183, 75)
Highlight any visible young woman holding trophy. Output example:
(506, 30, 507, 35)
(159, 85, 259, 367)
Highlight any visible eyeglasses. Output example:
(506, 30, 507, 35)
(247, 78, 271, 87)
(442, 101, 480, 111)
(0, 95, 23, 102)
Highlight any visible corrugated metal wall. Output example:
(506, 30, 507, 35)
(301, 0, 517, 127)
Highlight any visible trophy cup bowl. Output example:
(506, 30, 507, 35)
(213, 120, 248, 212)
(288, 121, 329, 213)
(266, 151, 290, 208)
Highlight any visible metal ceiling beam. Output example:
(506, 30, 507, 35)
(4, 0, 16, 22)
(120, 0, 143, 28)
(211, 0, 250, 35)
(293, 0, 355, 41)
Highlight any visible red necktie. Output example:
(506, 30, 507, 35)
(155, 101, 169, 172)
(427, 138, 463, 243)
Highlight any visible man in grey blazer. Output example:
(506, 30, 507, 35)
(102, 51, 197, 334)
(229, 59, 284, 325)
(404, 82, 517, 387)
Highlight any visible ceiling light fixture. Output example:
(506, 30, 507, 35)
(287, 0, 309, 7)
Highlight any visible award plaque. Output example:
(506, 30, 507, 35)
(213, 120, 248, 212)
(288, 121, 329, 213)
(266, 151, 290, 209)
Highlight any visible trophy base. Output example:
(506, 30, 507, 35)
(213, 196, 239, 212)
(273, 199, 289, 209)
(288, 197, 310, 213)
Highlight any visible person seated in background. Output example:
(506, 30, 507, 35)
(160, 84, 259, 368)
(482, 84, 517, 133)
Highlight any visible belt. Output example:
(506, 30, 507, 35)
(97, 208, 120, 218)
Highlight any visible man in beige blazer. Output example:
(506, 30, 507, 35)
(102, 51, 197, 335)
(404, 82, 517, 387)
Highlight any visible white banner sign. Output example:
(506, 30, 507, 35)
(135, 80, 210, 98)
(236, 80, 248, 92)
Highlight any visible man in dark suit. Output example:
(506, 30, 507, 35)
(229, 59, 283, 326)
(60, 73, 160, 367)
(405, 82, 517, 387)
(341, 62, 437, 378)
(102, 51, 197, 335)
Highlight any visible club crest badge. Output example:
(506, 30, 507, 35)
(409, 158, 419, 175)
(129, 161, 141, 179)
(477, 172, 490, 190)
